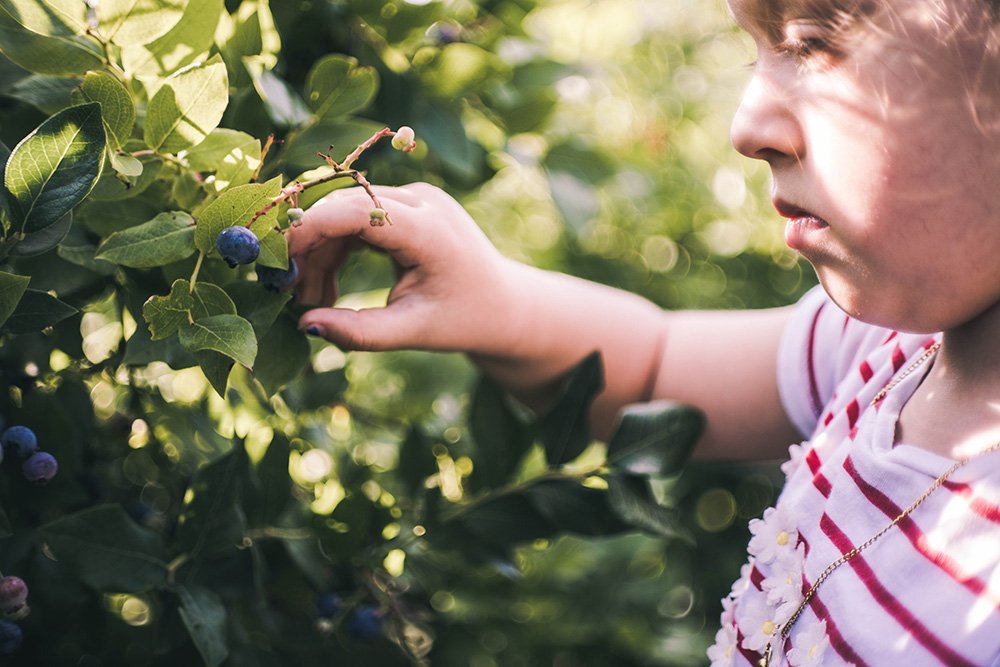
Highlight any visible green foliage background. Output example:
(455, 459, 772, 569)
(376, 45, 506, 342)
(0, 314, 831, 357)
(0, 0, 814, 665)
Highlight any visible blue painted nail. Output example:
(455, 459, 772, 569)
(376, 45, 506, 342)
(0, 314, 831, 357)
(306, 325, 321, 336)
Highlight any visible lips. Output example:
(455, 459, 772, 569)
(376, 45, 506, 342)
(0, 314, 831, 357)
(772, 198, 828, 251)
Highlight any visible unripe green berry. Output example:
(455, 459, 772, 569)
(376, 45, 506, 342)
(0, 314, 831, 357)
(391, 126, 416, 152)
(288, 207, 305, 228)
(369, 208, 387, 226)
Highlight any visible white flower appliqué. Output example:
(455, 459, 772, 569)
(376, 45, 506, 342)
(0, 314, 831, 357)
(739, 592, 780, 652)
(787, 619, 830, 667)
(780, 442, 807, 479)
(748, 506, 798, 564)
(762, 543, 806, 609)
(707, 623, 738, 667)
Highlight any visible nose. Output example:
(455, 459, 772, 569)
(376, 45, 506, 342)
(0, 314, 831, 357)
(730, 69, 805, 164)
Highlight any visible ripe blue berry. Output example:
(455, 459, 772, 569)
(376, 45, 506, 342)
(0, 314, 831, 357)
(0, 620, 21, 655)
(22, 451, 57, 485)
(316, 593, 341, 618)
(256, 259, 299, 292)
(346, 606, 383, 640)
(0, 577, 27, 615)
(1, 426, 37, 460)
(216, 226, 260, 267)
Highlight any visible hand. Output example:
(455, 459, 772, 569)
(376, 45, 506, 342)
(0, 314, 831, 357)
(288, 183, 523, 354)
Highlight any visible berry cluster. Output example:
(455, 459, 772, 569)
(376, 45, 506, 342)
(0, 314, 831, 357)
(314, 593, 384, 641)
(0, 575, 29, 655)
(0, 425, 58, 484)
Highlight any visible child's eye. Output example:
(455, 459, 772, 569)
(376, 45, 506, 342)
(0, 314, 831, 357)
(777, 21, 843, 66)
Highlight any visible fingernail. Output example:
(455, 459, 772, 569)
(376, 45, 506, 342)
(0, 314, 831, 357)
(306, 325, 322, 337)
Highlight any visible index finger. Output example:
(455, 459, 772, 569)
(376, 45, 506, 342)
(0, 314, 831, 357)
(287, 186, 427, 268)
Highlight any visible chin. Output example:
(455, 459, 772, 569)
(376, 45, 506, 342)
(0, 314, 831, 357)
(814, 272, 942, 334)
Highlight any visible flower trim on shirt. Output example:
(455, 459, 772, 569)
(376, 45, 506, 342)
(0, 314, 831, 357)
(786, 620, 831, 667)
(707, 623, 738, 667)
(748, 506, 799, 565)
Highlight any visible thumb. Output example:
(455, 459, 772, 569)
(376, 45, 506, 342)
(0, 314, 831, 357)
(298, 305, 421, 352)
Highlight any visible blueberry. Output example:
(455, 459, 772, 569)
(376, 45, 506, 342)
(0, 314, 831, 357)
(216, 226, 260, 267)
(345, 605, 383, 640)
(0, 577, 27, 615)
(316, 593, 341, 618)
(0, 619, 21, 655)
(1, 426, 37, 460)
(22, 451, 57, 485)
(256, 259, 299, 292)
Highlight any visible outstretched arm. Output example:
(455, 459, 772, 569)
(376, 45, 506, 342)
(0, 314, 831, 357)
(289, 183, 800, 460)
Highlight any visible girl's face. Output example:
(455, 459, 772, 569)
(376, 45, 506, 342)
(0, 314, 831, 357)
(729, 0, 1000, 333)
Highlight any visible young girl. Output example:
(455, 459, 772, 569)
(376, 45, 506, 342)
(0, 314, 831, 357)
(288, 0, 1000, 664)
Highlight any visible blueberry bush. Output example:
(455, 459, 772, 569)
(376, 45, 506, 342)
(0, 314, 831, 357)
(0, 1, 805, 665)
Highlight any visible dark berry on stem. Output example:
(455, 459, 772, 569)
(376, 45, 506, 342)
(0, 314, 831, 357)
(0, 620, 21, 655)
(216, 226, 260, 267)
(0, 577, 27, 615)
(346, 606, 383, 640)
(1, 426, 37, 460)
(316, 593, 341, 618)
(22, 452, 58, 484)
(256, 259, 298, 292)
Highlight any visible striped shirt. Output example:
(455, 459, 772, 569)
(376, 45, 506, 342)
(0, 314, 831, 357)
(710, 287, 1000, 667)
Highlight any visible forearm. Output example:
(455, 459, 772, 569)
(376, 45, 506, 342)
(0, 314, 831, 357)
(468, 260, 668, 439)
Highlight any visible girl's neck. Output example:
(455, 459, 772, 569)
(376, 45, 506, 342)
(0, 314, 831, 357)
(896, 300, 1000, 459)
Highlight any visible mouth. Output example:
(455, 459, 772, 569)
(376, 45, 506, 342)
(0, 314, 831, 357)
(773, 198, 829, 251)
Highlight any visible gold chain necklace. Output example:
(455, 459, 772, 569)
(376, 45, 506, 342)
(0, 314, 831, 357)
(759, 341, 1000, 666)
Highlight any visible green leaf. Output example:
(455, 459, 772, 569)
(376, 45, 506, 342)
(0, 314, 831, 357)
(57, 241, 117, 275)
(89, 152, 162, 201)
(185, 128, 260, 192)
(243, 56, 311, 127)
(37, 504, 168, 592)
(142, 278, 194, 340)
(420, 43, 505, 99)
(95, 211, 195, 268)
(304, 54, 379, 119)
(447, 492, 553, 555)
(606, 401, 705, 476)
(468, 376, 533, 491)
(606, 474, 690, 542)
(73, 71, 136, 149)
(191, 281, 236, 319)
(193, 176, 281, 254)
(252, 314, 308, 395)
(179, 313, 256, 367)
(195, 350, 234, 396)
(255, 229, 287, 269)
(9, 210, 72, 256)
(0, 270, 30, 329)
(0, 0, 87, 37)
(5, 102, 106, 233)
(216, 0, 280, 89)
(225, 280, 289, 337)
(7, 74, 80, 114)
(109, 151, 143, 178)
(144, 55, 229, 153)
(246, 433, 291, 526)
(176, 443, 248, 559)
(121, 0, 222, 76)
(0, 10, 100, 75)
(96, 0, 187, 47)
(537, 351, 604, 465)
(526, 478, 629, 537)
(177, 585, 229, 667)
(3, 288, 76, 333)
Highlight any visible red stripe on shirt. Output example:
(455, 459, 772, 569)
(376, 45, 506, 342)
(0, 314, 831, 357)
(805, 449, 832, 496)
(735, 628, 762, 665)
(843, 456, 1000, 610)
(819, 513, 977, 667)
(891, 344, 906, 372)
(806, 303, 826, 418)
(800, 571, 870, 667)
(943, 480, 1000, 524)
(859, 361, 874, 383)
(750, 565, 765, 591)
(846, 399, 860, 429)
